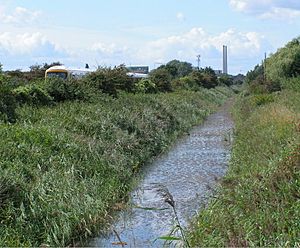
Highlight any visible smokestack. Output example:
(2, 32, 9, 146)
(223, 45, 228, 74)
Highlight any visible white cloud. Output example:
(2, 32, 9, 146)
(0, 32, 69, 69)
(176, 12, 185, 21)
(229, 0, 271, 14)
(91, 42, 129, 56)
(229, 0, 300, 20)
(138, 27, 265, 63)
(0, 32, 56, 54)
(0, 6, 41, 26)
(260, 7, 300, 19)
(90, 42, 132, 65)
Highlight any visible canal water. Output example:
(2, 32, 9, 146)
(89, 101, 234, 247)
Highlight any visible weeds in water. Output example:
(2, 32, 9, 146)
(112, 229, 127, 247)
(154, 185, 191, 248)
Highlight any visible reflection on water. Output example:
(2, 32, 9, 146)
(89, 103, 234, 247)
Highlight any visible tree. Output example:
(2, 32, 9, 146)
(26, 62, 63, 81)
(266, 37, 300, 82)
(0, 63, 3, 74)
(85, 65, 135, 97)
(218, 75, 233, 86)
(200, 67, 218, 89)
(245, 64, 263, 84)
(189, 70, 204, 87)
(149, 67, 172, 92)
(165, 60, 193, 78)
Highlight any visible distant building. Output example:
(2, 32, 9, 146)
(126, 65, 149, 74)
(125, 65, 149, 79)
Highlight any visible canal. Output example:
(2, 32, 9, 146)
(89, 100, 234, 247)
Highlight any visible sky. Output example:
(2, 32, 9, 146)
(0, 0, 300, 74)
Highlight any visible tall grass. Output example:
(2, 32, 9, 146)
(0, 88, 232, 246)
(189, 89, 300, 246)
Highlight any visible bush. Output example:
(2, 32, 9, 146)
(86, 66, 135, 97)
(45, 78, 91, 102)
(248, 75, 281, 94)
(149, 68, 172, 92)
(171, 76, 200, 91)
(13, 84, 53, 106)
(266, 38, 300, 82)
(0, 83, 17, 123)
(188, 70, 204, 87)
(245, 64, 263, 84)
(281, 77, 300, 92)
(218, 75, 234, 86)
(134, 78, 157, 93)
(250, 94, 275, 106)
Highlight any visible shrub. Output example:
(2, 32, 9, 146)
(86, 66, 134, 97)
(266, 37, 300, 82)
(248, 75, 281, 94)
(45, 78, 91, 102)
(189, 70, 204, 87)
(171, 76, 200, 91)
(13, 84, 53, 106)
(0, 83, 17, 123)
(281, 77, 300, 92)
(187, 68, 218, 89)
(134, 78, 157, 93)
(165, 60, 193, 78)
(201, 73, 218, 89)
(218, 75, 234, 86)
(251, 94, 275, 106)
(149, 68, 172, 92)
(245, 64, 263, 84)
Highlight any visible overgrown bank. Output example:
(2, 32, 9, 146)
(0, 87, 233, 246)
(190, 90, 299, 246)
(190, 37, 300, 247)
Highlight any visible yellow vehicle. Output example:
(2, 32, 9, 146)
(45, 65, 149, 79)
(45, 65, 93, 79)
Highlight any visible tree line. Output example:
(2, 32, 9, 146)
(245, 36, 300, 93)
(0, 59, 242, 123)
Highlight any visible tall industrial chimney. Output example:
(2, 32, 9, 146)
(223, 45, 228, 74)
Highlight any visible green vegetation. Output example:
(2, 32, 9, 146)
(0, 59, 235, 246)
(266, 37, 300, 83)
(150, 61, 221, 91)
(190, 37, 300, 246)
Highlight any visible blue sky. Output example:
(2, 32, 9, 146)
(1, 0, 300, 74)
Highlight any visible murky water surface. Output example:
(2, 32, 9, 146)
(89, 102, 234, 247)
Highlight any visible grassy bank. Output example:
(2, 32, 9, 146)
(0, 87, 232, 246)
(189, 89, 300, 246)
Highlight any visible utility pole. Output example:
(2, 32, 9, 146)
(196, 54, 201, 70)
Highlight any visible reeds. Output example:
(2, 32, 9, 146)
(156, 185, 190, 248)
(0, 88, 232, 246)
